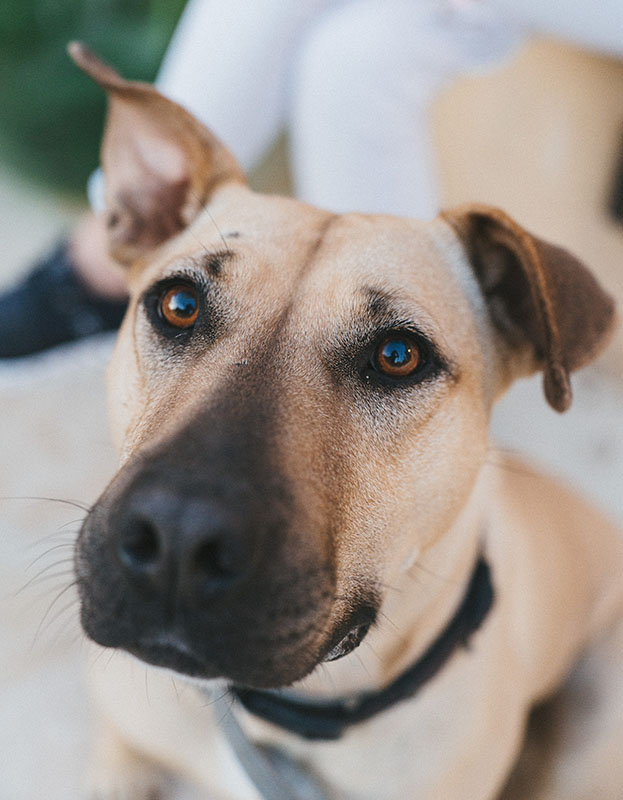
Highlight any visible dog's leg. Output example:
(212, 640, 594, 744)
(539, 614, 623, 799)
(86, 715, 171, 800)
(500, 614, 623, 799)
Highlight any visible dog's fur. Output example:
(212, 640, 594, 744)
(70, 45, 623, 799)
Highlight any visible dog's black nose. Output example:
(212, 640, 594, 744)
(115, 487, 254, 603)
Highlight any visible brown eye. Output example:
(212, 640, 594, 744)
(159, 285, 199, 328)
(374, 334, 421, 378)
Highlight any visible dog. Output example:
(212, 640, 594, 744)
(68, 44, 623, 799)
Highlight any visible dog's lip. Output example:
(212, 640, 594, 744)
(129, 633, 209, 676)
(321, 603, 377, 663)
(322, 622, 372, 662)
(128, 620, 373, 679)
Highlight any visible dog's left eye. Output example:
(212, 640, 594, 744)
(158, 285, 200, 329)
(371, 333, 423, 379)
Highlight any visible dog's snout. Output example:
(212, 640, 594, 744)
(77, 413, 337, 685)
(115, 487, 254, 603)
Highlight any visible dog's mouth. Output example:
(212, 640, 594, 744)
(321, 604, 377, 663)
(123, 605, 376, 682)
(323, 622, 372, 662)
(128, 635, 209, 677)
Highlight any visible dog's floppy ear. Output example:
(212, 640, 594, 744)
(441, 204, 617, 412)
(68, 42, 246, 265)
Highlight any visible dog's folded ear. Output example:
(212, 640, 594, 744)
(68, 42, 246, 265)
(441, 204, 617, 412)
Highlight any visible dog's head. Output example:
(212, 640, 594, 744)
(72, 46, 616, 689)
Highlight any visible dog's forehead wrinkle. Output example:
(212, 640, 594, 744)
(286, 220, 456, 333)
(196, 248, 235, 277)
(292, 211, 340, 281)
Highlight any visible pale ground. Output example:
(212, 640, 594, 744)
(0, 162, 621, 799)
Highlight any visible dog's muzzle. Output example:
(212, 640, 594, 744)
(76, 466, 338, 686)
(73, 392, 351, 688)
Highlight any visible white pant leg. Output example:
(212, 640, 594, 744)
(290, 0, 523, 217)
(492, 0, 623, 58)
(155, 0, 342, 170)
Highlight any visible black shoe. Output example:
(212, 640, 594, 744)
(0, 241, 127, 358)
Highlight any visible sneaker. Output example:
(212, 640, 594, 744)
(0, 242, 127, 358)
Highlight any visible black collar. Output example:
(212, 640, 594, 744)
(232, 556, 494, 741)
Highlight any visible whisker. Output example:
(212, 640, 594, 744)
(488, 445, 521, 457)
(15, 580, 71, 615)
(53, 608, 83, 644)
(186, 226, 213, 257)
(32, 587, 79, 648)
(199, 685, 231, 711)
(15, 570, 74, 601)
(24, 554, 74, 578)
(16, 558, 74, 596)
(378, 581, 404, 594)
(323, 661, 337, 692)
(409, 561, 451, 583)
(43, 596, 79, 634)
(352, 650, 371, 679)
(0, 495, 91, 512)
(362, 637, 383, 664)
(58, 516, 87, 531)
(400, 569, 426, 587)
(377, 609, 400, 632)
(26, 542, 75, 571)
(67, 628, 87, 650)
(485, 454, 537, 479)
(39, 577, 77, 614)
(214, 688, 237, 726)
(309, 661, 337, 693)
(188, 184, 231, 253)
(145, 667, 151, 707)
(29, 528, 80, 550)
(205, 208, 230, 252)
(105, 649, 118, 671)
(88, 643, 114, 674)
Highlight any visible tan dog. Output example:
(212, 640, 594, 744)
(69, 45, 623, 800)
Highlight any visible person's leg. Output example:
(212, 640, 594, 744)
(491, 0, 623, 58)
(69, 212, 128, 298)
(156, 0, 339, 170)
(0, 212, 127, 358)
(290, 0, 523, 218)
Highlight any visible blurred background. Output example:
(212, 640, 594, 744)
(0, 3, 621, 797)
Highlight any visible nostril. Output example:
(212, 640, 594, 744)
(118, 520, 161, 571)
(193, 537, 245, 583)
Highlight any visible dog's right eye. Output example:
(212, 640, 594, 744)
(157, 284, 200, 329)
(142, 275, 215, 344)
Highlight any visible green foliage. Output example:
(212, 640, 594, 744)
(0, 0, 186, 191)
